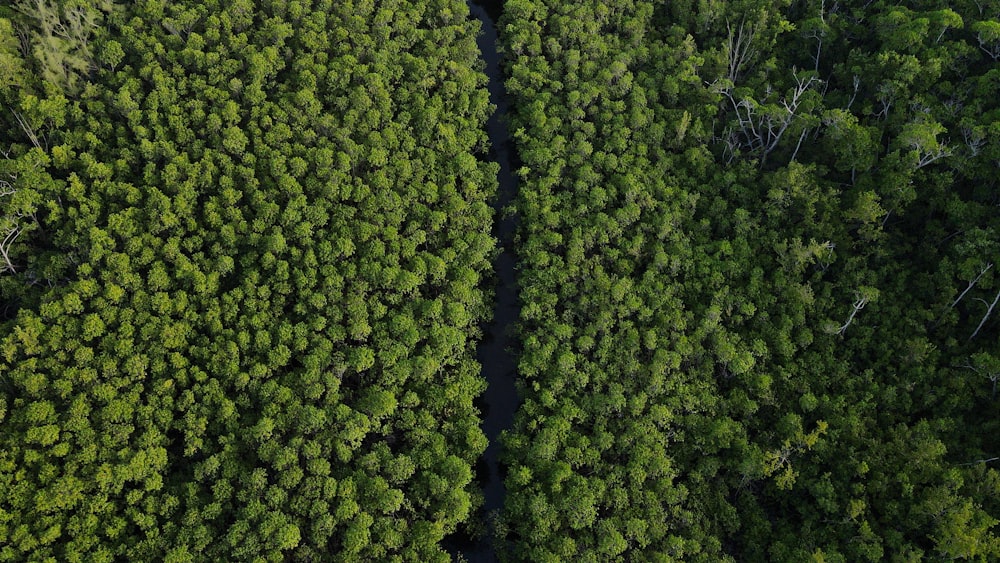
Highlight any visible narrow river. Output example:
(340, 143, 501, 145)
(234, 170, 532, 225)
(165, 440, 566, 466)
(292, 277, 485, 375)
(446, 0, 520, 561)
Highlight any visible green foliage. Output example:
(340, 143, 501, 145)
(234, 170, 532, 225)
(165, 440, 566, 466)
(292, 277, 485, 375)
(4, 0, 1000, 559)
(0, 0, 495, 559)
(0, 18, 27, 99)
(500, 0, 1000, 558)
(11, 0, 114, 94)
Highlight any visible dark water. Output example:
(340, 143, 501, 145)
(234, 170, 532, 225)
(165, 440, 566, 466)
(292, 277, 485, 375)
(444, 0, 520, 561)
(473, 0, 504, 24)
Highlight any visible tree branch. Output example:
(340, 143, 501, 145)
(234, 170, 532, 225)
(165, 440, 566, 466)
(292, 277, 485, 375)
(969, 287, 1000, 341)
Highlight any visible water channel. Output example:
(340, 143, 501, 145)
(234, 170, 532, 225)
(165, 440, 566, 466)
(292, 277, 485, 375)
(444, 0, 519, 560)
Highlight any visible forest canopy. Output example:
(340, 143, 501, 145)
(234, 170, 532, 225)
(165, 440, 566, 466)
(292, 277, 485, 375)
(2, 0, 1000, 561)
(0, 0, 497, 560)
(498, 0, 1000, 559)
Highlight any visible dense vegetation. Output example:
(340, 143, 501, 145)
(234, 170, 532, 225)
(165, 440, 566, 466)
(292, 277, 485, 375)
(499, 0, 1000, 559)
(4, 0, 1000, 560)
(0, 0, 497, 560)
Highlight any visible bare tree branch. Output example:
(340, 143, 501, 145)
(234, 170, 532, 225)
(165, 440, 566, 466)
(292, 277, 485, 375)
(970, 287, 1000, 341)
(837, 294, 869, 335)
(950, 263, 993, 311)
(725, 19, 758, 84)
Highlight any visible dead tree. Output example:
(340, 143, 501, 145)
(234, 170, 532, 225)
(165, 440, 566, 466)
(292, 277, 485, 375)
(962, 126, 985, 157)
(949, 263, 993, 311)
(0, 173, 38, 274)
(874, 84, 894, 120)
(969, 288, 1000, 341)
(846, 75, 861, 110)
(725, 19, 758, 84)
(721, 73, 821, 165)
(837, 294, 870, 335)
(0, 178, 19, 273)
(0, 220, 23, 273)
(915, 144, 953, 169)
(802, 0, 830, 72)
(12, 111, 43, 150)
